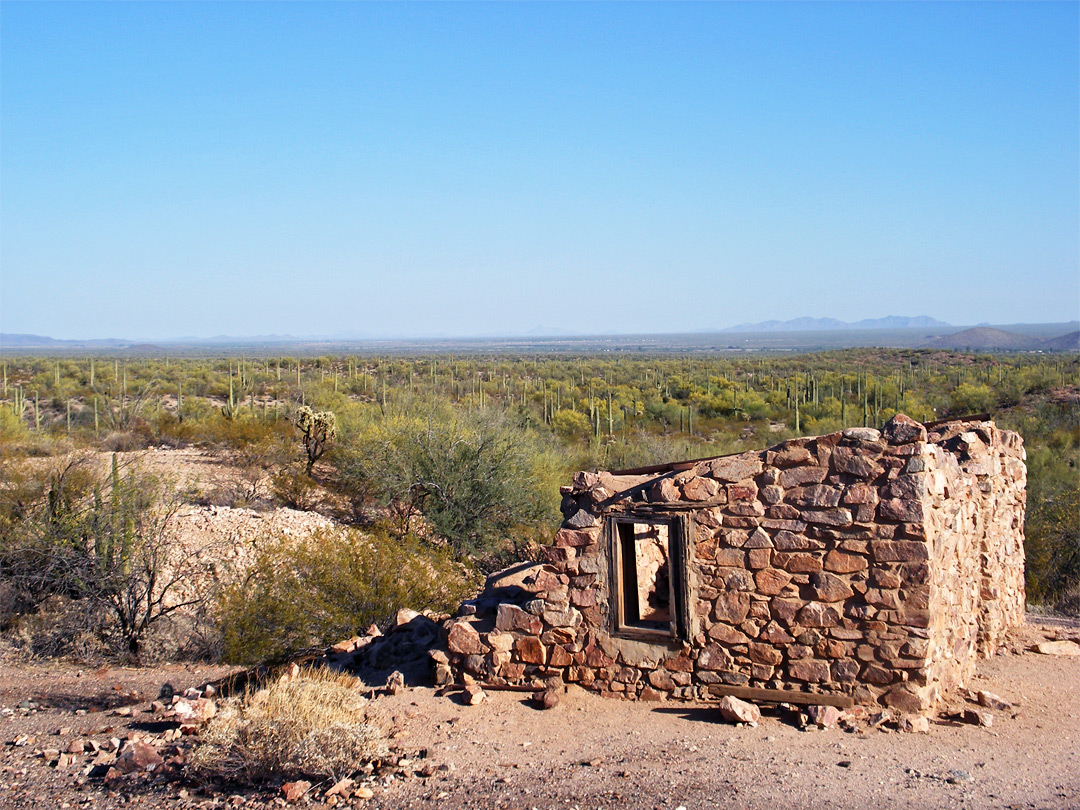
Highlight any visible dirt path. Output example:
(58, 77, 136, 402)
(1, 619, 1077, 810)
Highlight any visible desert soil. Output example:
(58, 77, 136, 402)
(1, 618, 1077, 810)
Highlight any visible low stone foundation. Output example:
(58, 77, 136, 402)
(445, 414, 1026, 713)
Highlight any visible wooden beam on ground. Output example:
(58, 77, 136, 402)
(706, 684, 854, 708)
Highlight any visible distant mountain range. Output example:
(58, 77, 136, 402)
(3, 321, 1078, 353)
(722, 315, 952, 332)
(921, 327, 1080, 352)
(0, 333, 135, 348)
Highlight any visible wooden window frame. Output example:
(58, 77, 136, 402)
(607, 514, 692, 643)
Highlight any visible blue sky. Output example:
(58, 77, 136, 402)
(2, 1, 1077, 340)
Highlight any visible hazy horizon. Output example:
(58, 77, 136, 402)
(3, 3, 1078, 340)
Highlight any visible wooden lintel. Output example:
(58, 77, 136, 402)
(632, 496, 728, 511)
(705, 684, 854, 708)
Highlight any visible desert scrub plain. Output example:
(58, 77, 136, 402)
(0, 348, 1077, 808)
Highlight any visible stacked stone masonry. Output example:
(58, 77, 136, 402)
(445, 414, 1027, 713)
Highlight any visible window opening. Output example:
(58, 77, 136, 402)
(611, 516, 690, 641)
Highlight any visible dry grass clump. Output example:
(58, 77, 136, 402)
(189, 666, 388, 783)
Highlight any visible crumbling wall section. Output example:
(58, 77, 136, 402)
(444, 414, 1026, 714)
(920, 420, 1026, 706)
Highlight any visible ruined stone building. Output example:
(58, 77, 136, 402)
(445, 414, 1027, 713)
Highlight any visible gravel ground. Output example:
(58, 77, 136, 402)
(1, 619, 1077, 810)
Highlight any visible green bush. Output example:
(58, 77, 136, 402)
(341, 407, 562, 564)
(216, 525, 477, 664)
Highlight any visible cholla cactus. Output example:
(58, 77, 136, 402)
(295, 405, 337, 474)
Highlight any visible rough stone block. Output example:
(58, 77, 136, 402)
(711, 455, 764, 482)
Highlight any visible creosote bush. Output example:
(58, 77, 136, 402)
(189, 667, 388, 783)
(217, 525, 477, 664)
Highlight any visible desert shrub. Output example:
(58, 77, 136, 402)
(189, 667, 387, 783)
(269, 464, 322, 511)
(340, 407, 562, 564)
(196, 413, 284, 450)
(0, 407, 27, 442)
(1025, 463, 1079, 611)
(948, 383, 997, 416)
(6, 594, 113, 662)
(100, 430, 148, 452)
(0, 454, 206, 660)
(216, 525, 477, 664)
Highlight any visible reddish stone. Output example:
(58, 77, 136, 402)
(747, 548, 771, 569)
(778, 466, 828, 488)
(878, 498, 924, 523)
(885, 475, 922, 500)
(726, 482, 758, 502)
(549, 645, 573, 667)
(542, 545, 575, 563)
(759, 621, 794, 644)
(748, 643, 783, 666)
(788, 659, 830, 682)
(714, 567, 754, 591)
(755, 568, 792, 596)
(447, 622, 488, 656)
(809, 572, 854, 603)
(760, 484, 784, 504)
(649, 478, 680, 502)
(713, 591, 751, 623)
(570, 588, 597, 607)
(648, 669, 676, 691)
(774, 552, 823, 573)
(802, 508, 853, 526)
(787, 485, 842, 508)
(723, 516, 761, 529)
(282, 781, 311, 804)
(771, 598, 805, 622)
(773, 531, 819, 550)
(501, 663, 526, 681)
(842, 483, 878, 505)
(585, 644, 613, 668)
(816, 639, 849, 658)
(831, 447, 884, 478)
(114, 742, 163, 775)
(697, 644, 734, 671)
(514, 636, 546, 665)
(496, 604, 543, 634)
(664, 653, 694, 672)
(883, 687, 926, 713)
(761, 518, 807, 531)
(862, 664, 894, 685)
(773, 446, 813, 467)
(727, 501, 765, 517)
(710, 455, 764, 482)
(708, 623, 749, 644)
(796, 602, 840, 627)
(715, 548, 746, 567)
(871, 540, 929, 562)
(824, 550, 867, 574)
(554, 529, 597, 548)
(882, 414, 927, 445)
(682, 476, 720, 501)
(744, 528, 773, 548)
(831, 659, 860, 681)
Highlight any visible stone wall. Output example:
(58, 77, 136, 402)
(445, 414, 1026, 713)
